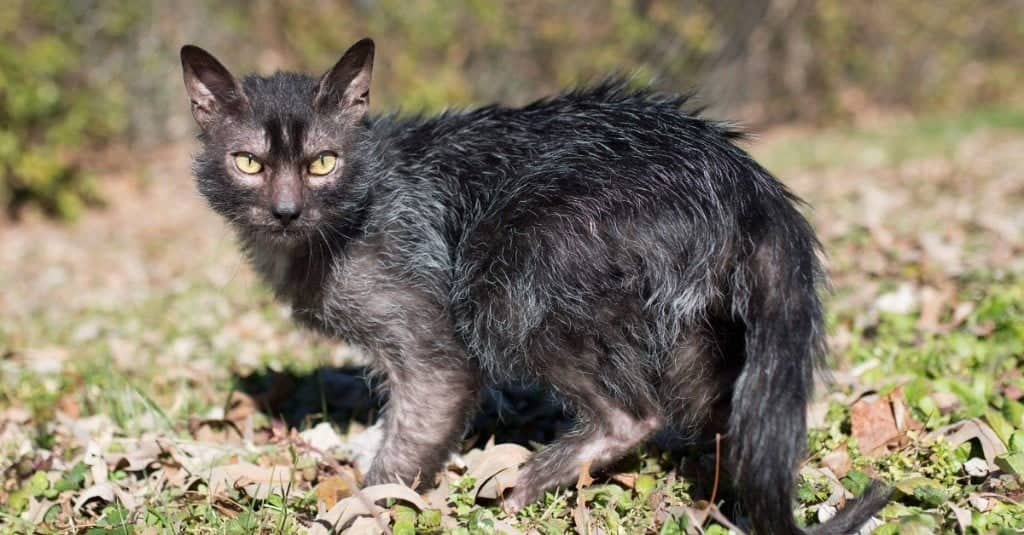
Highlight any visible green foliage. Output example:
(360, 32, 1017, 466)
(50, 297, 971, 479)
(0, 1, 132, 219)
(4, 0, 1022, 220)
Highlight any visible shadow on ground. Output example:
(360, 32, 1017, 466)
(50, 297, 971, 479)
(233, 366, 574, 448)
(233, 366, 731, 508)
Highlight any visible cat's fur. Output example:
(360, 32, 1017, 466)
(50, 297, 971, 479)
(180, 38, 890, 534)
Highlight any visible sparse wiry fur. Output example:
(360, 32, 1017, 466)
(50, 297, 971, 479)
(181, 39, 890, 534)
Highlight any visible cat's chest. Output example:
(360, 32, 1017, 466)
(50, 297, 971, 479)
(264, 243, 439, 352)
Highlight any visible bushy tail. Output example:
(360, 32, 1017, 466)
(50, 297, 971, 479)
(729, 220, 889, 534)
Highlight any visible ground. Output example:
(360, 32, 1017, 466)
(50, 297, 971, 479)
(1, 108, 1023, 534)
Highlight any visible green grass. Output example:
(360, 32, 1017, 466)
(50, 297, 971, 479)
(2, 108, 1024, 533)
(755, 106, 1024, 174)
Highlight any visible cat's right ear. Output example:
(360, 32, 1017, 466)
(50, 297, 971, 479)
(180, 45, 247, 129)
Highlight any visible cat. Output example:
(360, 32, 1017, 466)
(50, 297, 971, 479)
(180, 38, 890, 534)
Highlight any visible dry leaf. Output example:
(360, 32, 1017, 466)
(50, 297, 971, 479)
(315, 474, 357, 509)
(576, 459, 595, 489)
(74, 482, 137, 512)
(56, 395, 81, 419)
(968, 492, 994, 512)
(931, 391, 962, 415)
(206, 462, 295, 499)
(312, 483, 425, 534)
(425, 473, 450, 511)
(189, 418, 244, 446)
(106, 438, 165, 472)
(801, 466, 852, 506)
(572, 497, 592, 534)
(951, 502, 973, 530)
(850, 387, 922, 456)
(345, 515, 389, 535)
(300, 422, 346, 455)
(820, 447, 852, 479)
(573, 459, 596, 535)
(929, 418, 1007, 470)
(916, 285, 946, 331)
(609, 472, 637, 488)
(465, 443, 530, 500)
(225, 391, 258, 424)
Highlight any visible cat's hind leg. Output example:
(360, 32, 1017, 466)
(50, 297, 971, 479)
(503, 376, 662, 511)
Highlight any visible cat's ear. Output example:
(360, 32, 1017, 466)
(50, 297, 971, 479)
(314, 38, 374, 119)
(180, 45, 247, 129)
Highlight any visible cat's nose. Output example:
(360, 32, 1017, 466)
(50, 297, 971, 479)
(272, 202, 302, 226)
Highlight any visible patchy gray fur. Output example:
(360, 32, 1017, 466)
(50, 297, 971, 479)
(181, 39, 890, 534)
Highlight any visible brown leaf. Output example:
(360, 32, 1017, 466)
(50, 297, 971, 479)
(188, 418, 244, 446)
(311, 483, 426, 534)
(573, 460, 595, 535)
(576, 459, 595, 490)
(206, 462, 296, 499)
(931, 391, 962, 415)
(609, 472, 637, 488)
(572, 497, 592, 534)
(424, 474, 450, 511)
(929, 418, 1007, 470)
(316, 475, 356, 509)
(820, 447, 852, 479)
(850, 387, 922, 456)
(74, 482, 137, 513)
(56, 395, 81, 419)
(916, 286, 948, 331)
(950, 502, 972, 531)
(464, 443, 530, 500)
(225, 391, 258, 425)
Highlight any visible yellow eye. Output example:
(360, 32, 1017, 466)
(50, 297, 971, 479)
(234, 153, 263, 174)
(308, 153, 337, 176)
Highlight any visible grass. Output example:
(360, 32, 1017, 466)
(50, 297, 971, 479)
(1, 105, 1023, 533)
(755, 106, 1024, 174)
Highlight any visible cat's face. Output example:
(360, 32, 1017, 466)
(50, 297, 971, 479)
(180, 39, 374, 247)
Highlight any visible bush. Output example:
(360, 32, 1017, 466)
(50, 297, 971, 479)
(2, 0, 1022, 220)
(0, 2, 132, 219)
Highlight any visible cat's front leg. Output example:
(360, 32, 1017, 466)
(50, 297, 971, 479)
(364, 357, 480, 488)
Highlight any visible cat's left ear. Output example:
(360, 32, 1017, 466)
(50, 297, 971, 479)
(315, 38, 374, 120)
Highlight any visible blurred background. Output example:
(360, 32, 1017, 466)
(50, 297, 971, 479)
(2, 0, 1022, 219)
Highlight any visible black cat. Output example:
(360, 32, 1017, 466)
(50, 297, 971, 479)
(180, 38, 889, 533)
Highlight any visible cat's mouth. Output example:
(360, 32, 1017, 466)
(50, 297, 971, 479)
(244, 222, 316, 246)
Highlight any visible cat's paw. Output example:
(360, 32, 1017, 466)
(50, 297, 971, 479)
(501, 484, 539, 514)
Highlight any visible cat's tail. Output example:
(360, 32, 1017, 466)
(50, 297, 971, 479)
(729, 214, 890, 534)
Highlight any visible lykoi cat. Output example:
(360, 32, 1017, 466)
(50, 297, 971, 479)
(180, 38, 889, 534)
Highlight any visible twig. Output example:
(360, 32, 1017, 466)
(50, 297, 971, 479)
(710, 433, 721, 506)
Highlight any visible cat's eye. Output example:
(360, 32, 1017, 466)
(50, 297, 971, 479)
(234, 153, 263, 174)
(308, 153, 337, 176)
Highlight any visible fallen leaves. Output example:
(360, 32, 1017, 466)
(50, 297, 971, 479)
(464, 442, 530, 501)
(311, 483, 428, 535)
(928, 418, 1007, 471)
(207, 461, 296, 500)
(3, 120, 1024, 532)
(850, 387, 924, 456)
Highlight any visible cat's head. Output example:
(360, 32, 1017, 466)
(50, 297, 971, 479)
(180, 38, 374, 247)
